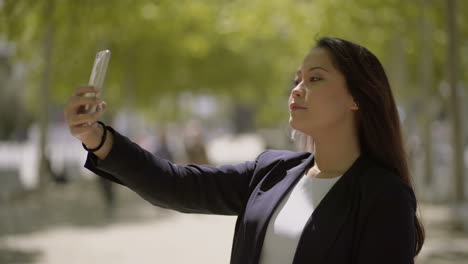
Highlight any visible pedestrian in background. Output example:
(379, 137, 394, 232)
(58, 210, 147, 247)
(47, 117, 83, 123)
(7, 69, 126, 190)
(183, 120, 210, 165)
(153, 126, 174, 162)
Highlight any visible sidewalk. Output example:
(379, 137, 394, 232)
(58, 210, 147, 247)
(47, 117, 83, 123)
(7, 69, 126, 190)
(0, 179, 237, 264)
(2, 212, 236, 264)
(416, 204, 468, 264)
(1, 179, 468, 264)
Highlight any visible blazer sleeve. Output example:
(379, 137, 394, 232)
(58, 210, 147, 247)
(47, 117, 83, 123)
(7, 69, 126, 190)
(84, 127, 259, 215)
(357, 183, 417, 264)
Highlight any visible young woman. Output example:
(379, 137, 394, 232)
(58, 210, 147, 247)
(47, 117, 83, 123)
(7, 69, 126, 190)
(64, 37, 424, 264)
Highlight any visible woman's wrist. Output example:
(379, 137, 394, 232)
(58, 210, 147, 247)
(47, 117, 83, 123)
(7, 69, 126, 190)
(82, 121, 107, 152)
(82, 122, 106, 150)
(83, 122, 114, 160)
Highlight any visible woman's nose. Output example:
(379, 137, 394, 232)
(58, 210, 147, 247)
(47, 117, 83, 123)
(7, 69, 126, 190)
(291, 85, 304, 99)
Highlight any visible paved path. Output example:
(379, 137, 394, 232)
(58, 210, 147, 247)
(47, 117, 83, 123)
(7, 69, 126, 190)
(2, 213, 236, 264)
(415, 204, 468, 264)
(3, 204, 468, 264)
(1, 178, 468, 264)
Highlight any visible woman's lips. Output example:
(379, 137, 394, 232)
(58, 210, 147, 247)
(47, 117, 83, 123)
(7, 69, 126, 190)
(289, 103, 307, 111)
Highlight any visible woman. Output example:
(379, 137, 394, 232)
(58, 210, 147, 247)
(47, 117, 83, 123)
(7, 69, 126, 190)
(64, 37, 424, 263)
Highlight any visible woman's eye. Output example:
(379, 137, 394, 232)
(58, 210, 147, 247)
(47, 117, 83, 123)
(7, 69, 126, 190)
(310, 76, 322, 82)
(292, 80, 300, 86)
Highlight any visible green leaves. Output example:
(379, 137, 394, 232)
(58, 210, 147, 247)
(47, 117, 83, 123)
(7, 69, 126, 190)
(1, 0, 466, 125)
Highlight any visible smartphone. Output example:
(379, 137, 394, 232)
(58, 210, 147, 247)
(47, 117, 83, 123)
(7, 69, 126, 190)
(84, 49, 111, 113)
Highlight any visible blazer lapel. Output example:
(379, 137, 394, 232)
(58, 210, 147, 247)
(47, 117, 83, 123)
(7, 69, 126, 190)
(245, 153, 315, 263)
(292, 155, 369, 263)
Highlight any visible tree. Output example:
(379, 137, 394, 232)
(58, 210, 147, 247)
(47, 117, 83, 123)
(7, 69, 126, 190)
(446, 0, 464, 207)
(1, 0, 466, 192)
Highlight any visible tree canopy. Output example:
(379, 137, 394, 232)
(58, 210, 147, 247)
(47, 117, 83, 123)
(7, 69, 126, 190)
(1, 0, 466, 125)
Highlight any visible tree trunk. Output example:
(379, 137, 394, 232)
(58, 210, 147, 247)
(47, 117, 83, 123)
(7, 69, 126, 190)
(419, 0, 434, 193)
(38, 0, 54, 188)
(446, 0, 465, 215)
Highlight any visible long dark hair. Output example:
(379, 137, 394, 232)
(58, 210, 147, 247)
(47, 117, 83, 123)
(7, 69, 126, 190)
(315, 37, 424, 256)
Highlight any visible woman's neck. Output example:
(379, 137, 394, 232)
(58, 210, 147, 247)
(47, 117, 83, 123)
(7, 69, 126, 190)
(307, 124, 361, 179)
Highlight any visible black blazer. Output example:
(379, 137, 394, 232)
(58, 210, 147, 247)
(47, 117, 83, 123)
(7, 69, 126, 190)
(85, 128, 417, 264)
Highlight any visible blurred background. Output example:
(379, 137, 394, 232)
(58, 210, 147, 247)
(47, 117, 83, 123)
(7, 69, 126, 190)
(0, 0, 467, 263)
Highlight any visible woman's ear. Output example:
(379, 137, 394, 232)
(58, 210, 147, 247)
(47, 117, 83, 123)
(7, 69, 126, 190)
(350, 100, 359, 111)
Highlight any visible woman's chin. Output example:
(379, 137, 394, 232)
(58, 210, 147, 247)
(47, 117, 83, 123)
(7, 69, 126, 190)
(289, 118, 304, 131)
(289, 119, 314, 135)
(288, 118, 296, 129)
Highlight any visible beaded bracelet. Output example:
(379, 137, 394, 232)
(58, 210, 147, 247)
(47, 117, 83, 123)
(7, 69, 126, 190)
(82, 121, 107, 152)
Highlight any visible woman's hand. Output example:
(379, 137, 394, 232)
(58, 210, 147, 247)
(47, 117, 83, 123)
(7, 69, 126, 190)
(64, 85, 113, 160)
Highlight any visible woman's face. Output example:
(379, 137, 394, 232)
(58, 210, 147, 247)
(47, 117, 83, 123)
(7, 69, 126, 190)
(288, 47, 358, 135)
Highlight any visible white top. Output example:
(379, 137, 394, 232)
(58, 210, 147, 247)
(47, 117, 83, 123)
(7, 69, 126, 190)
(259, 173, 342, 264)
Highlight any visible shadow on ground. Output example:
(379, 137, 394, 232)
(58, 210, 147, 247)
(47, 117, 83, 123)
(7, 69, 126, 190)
(0, 247, 42, 264)
(0, 177, 174, 263)
(0, 177, 173, 237)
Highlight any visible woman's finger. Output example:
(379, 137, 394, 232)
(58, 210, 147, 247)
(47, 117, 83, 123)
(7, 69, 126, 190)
(67, 110, 103, 127)
(67, 104, 105, 126)
(70, 122, 99, 140)
(73, 85, 101, 96)
(65, 96, 103, 115)
(64, 85, 109, 141)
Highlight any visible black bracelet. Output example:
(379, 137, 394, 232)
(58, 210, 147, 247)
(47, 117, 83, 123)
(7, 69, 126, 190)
(82, 121, 107, 152)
